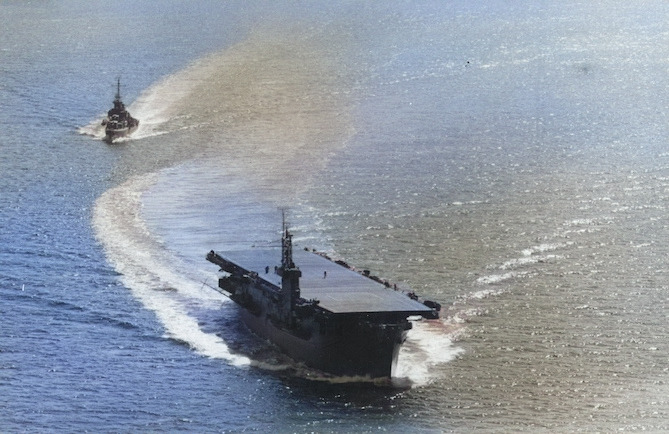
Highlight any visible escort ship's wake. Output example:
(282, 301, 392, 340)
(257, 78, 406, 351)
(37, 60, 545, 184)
(101, 79, 139, 142)
(206, 219, 441, 379)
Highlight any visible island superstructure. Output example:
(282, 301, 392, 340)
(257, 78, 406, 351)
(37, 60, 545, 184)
(206, 220, 440, 379)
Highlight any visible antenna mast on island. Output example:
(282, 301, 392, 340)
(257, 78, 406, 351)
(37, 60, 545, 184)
(279, 209, 301, 313)
(281, 209, 295, 270)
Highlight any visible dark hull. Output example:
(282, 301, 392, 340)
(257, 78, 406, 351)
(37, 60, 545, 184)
(240, 305, 406, 378)
(104, 123, 138, 142)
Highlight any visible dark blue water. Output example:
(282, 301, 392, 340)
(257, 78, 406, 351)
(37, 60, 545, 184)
(0, 2, 439, 432)
(3, 1, 669, 432)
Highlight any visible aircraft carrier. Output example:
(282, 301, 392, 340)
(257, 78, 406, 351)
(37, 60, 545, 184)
(206, 222, 440, 379)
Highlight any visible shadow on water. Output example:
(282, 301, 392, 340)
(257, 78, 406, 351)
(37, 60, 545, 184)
(282, 375, 410, 411)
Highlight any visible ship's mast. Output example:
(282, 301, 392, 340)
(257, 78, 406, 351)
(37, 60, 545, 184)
(114, 77, 122, 102)
(279, 210, 301, 314)
(111, 77, 126, 112)
(281, 209, 296, 269)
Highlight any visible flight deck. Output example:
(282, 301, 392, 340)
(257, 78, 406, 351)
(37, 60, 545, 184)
(214, 248, 433, 316)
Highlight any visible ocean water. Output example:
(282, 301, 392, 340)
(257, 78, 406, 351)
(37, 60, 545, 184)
(2, 1, 669, 432)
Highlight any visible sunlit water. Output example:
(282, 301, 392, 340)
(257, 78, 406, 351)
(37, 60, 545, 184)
(3, 1, 669, 432)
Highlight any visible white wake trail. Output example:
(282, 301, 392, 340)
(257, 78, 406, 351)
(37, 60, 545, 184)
(93, 173, 250, 367)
